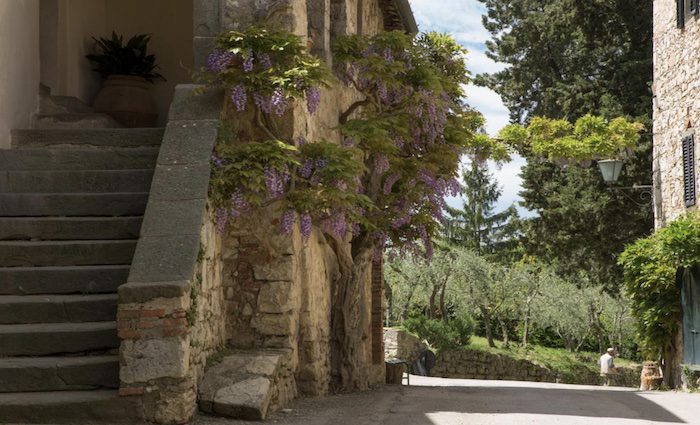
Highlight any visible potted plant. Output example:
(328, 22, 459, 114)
(86, 32, 166, 127)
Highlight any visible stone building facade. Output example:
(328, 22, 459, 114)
(654, 0, 700, 383)
(0, 0, 415, 423)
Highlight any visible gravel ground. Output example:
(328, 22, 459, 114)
(193, 375, 700, 425)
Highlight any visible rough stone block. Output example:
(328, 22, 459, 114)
(258, 281, 294, 313)
(253, 255, 295, 281)
(120, 337, 190, 384)
(199, 351, 287, 420)
(252, 313, 296, 336)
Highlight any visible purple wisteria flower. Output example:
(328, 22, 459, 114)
(254, 93, 272, 114)
(259, 53, 273, 70)
(264, 167, 288, 199)
(300, 213, 312, 241)
(377, 82, 389, 105)
(211, 153, 225, 168)
(374, 154, 390, 175)
(243, 53, 254, 72)
(229, 191, 249, 219)
(206, 50, 235, 73)
(322, 212, 347, 237)
(270, 88, 288, 116)
(215, 207, 229, 233)
(300, 160, 314, 179)
(281, 210, 295, 234)
(297, 136, 308, 147)
(230, 85, 247, 112)
(306, 86, 321, 114)
(383, 48, 394, 63)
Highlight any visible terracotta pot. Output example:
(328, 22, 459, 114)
(93, 75, 158, 127)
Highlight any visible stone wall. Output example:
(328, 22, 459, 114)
(652, 0, 695, 387)
(383, 328, 427, 363)
(432, 349, 641, 388)
(218, 0, 392, 398)
(117, 86, 227, 424)
(653, 0, 700, 227)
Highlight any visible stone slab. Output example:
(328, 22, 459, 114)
(0, 390, 145, 424)
(0, 193, 149, 217)
(157, 121, 218, 165)
(0, 169, 154, 193)
(0, 240, 137, 267)
(11, 128, 164, 148)
(0, 147, 159, 171)
(139, 199, 206, 238)
(0, 355, 119, 392)
(0, 216, 143, 241)
(128, 234, 200, 283)
(0, 321, 118, 356)
(0, 265, 129, 295)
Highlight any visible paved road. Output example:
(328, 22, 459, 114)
(195, 376, 700, 425)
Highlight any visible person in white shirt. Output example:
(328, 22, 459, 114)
(599, 348, 616, 386)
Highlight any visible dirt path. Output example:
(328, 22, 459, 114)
(194, 376, 700, 425)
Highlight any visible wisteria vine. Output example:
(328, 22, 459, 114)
(204, 28, 497, 259)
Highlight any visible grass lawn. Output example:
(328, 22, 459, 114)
(465, 336, 638, 382)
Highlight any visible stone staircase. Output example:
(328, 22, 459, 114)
(0, 95, 163, 423)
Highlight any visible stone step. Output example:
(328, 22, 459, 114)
(11, 128, 164, 148)
(0, 169, 154, 193)
(0, 240, 137, 267)
(0, 147, 159, 171)
(0, 193, 148, 216)
(0, 321, 118, 356)
(0, 265, 129, 295)
(0, 390, 145, 424)
(31, 113, 122, 130)
(38, 94, 94, 115)
(0, 294, 117, 324)
(0, 217, 143, 241)
(0, 356, 119, 392)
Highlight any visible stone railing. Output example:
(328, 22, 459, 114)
(116, 85, 227, 424)
(432, 348, 641, 388)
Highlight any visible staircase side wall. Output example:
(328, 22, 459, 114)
(117, 85, 227, 424)
(0, 0, 40, 149)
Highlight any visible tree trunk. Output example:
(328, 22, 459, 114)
(498, 316, 509, 348)
(428, 284, 439, 320)
(439, 278, 448, 322)
(522, 301, 531, 348)
(480, 306, 496, 348)
(328, 237, 373, 392)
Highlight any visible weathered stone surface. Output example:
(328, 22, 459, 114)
(149, 163, 212, 202)
(199, 351, 286, 420)
(157, 121, 219, 165)
(258, 281, 294, 313)
(168, 85, 224, 122)
(252, 312, 296, 336)
(128, 234, 200, 283)
(253, 255, 295, 281)
(120, 337, 190, 384)
(383, 328, 427, 363)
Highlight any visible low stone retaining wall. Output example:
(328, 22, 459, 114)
(432, 349, 641, 388)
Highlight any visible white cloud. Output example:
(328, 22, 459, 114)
(463, 84, 510, 136)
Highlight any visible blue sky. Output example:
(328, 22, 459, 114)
(408, 0, 529, 216)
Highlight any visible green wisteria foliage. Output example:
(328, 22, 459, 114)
(499, 114, 644, 161)
(204, 28, 504, 257)
(619, 214, 700, 358)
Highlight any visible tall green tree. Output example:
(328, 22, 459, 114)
(444, 157, 520, 262)
(477, 0, 654, 292)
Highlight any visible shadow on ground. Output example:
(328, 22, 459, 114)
(194, 381, 687, 425)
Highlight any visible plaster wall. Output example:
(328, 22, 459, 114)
(0, 0, 40, 149)
(48, 0, 193, 125)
